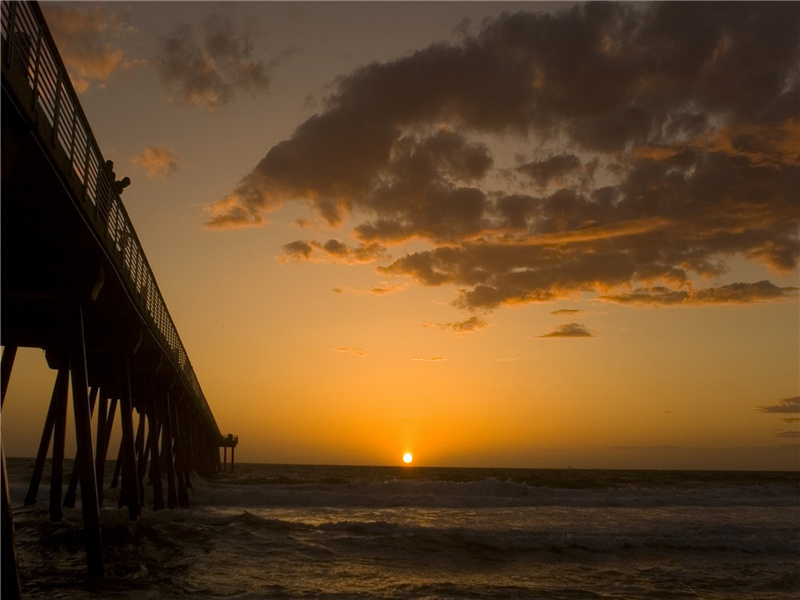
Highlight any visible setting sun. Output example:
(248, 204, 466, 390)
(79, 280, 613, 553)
(403, 453, 413, 464)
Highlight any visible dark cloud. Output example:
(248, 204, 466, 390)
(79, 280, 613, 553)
(208, 2, 799, 318)
(538, 322, 594, 338)
(156, 15, 272, 111)
(600, 282, 798, 307)
(551, 309, 583, 316)
(757, 396, 800, 414)
(517, 154, 583, 188)
(279, 239, 388, 265)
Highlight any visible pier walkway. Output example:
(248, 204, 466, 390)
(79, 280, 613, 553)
(1, 1, 235, 591)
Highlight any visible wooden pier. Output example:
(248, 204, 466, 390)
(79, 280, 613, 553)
(1, 1, 235, 594)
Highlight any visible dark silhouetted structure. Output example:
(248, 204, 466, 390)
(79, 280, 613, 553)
(221, 433, 239, 472)
(1, 2, 235, 593)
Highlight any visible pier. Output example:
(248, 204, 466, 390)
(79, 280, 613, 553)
(1, 1, 236, 592)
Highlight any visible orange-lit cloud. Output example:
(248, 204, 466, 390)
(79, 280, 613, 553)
(423, 316, 488, 334)
(133, 146, 179, 178)
(600, 282, 798, 307)
(207, 3, 799, 318)
(332, 283, 409, 296)
(334, 347, 367, 357)
(537, 322, 594, 338)
(41, 4, 138, 93)
(279, 239, 388, 265)
(412, 356, 447, 362)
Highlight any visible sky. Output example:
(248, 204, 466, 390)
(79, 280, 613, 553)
(2, 1, 799, 470)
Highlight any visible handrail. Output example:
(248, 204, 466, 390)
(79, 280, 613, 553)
(1, 1, 221, 439)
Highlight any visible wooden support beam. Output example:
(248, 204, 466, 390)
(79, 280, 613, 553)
(95, 390, 117, 507)
(94, 384, 109, 506)
(162, 390, 178, 509)
(49, 359, 69, 523)
(171, 394, 190, 508)
(110, 442, 122, 489)
(69, 299, 104, 578)
(146, 393, 164, 511)
(134, 402, 146, 506)
(63, 386, 98, 508)
(25, 365, 69, 506)
(0, 345, 17, 408)
(118, 356, 140, 520)
(1, 445, 22, 600)
(135, 397, 149, 508)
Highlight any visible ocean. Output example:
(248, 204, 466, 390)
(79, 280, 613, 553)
(5, 458, 800, 599)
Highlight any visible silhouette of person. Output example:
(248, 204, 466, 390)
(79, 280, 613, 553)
(105, 160, 131, 195)
(114, 177, 131, 195)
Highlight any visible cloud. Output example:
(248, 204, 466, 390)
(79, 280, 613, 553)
(334, 347, 366, 357)
(155, 14, 272, 111)
(332, 283, 409, 296)
(538, 322, 595, 338)
(207, 3, 799, 318)
(757, 396, 800, 414)
(278, 239, 389, 265)
(132, 146, 179, 178)
(600, 282, 798, 307)
(776, 431, 800, 439)
(41, 4, 138, 93)
(423, 316, 488, 334)
(551, 309, 583, 316)
(412, 356, 447, 362)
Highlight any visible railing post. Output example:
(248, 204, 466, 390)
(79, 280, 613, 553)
(51, 68, 63, 146)
(3, 0, 18, 69)
(29, 20, 44, 113)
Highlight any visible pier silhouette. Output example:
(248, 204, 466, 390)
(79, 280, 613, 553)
(1, 2, 236, 592)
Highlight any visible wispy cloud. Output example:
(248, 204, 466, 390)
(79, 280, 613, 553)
(207, 3, 799, 319)
(538, 322, 595, 338)
(412, 356, 447, 362)
(334, 347, 366, 357)
(600, 282, 798, 307)
(423, 316, 488, 334)
(278, 239, 388, 265)
(332, 283, 409, 296)
(132, 146, 179, 178)
(757, 396, 800, 414)
(551, 309, 583, 316)
(155, 14, 273, 111)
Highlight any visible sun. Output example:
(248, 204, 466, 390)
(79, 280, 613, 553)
(402, 453, 413, 464)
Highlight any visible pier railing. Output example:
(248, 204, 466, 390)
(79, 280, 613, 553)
(1, 1, 220, 439)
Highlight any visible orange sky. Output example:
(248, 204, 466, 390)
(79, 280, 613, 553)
(2, 1, 799, 470)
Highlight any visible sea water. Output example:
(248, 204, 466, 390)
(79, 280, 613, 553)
(6, 458, 800, 599)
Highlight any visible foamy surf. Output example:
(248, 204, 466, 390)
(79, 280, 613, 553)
(6, 459, 799, 599)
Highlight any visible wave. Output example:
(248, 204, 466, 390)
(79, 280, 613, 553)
(192, 475, 800, 509)
(193, 509, 800, 556)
